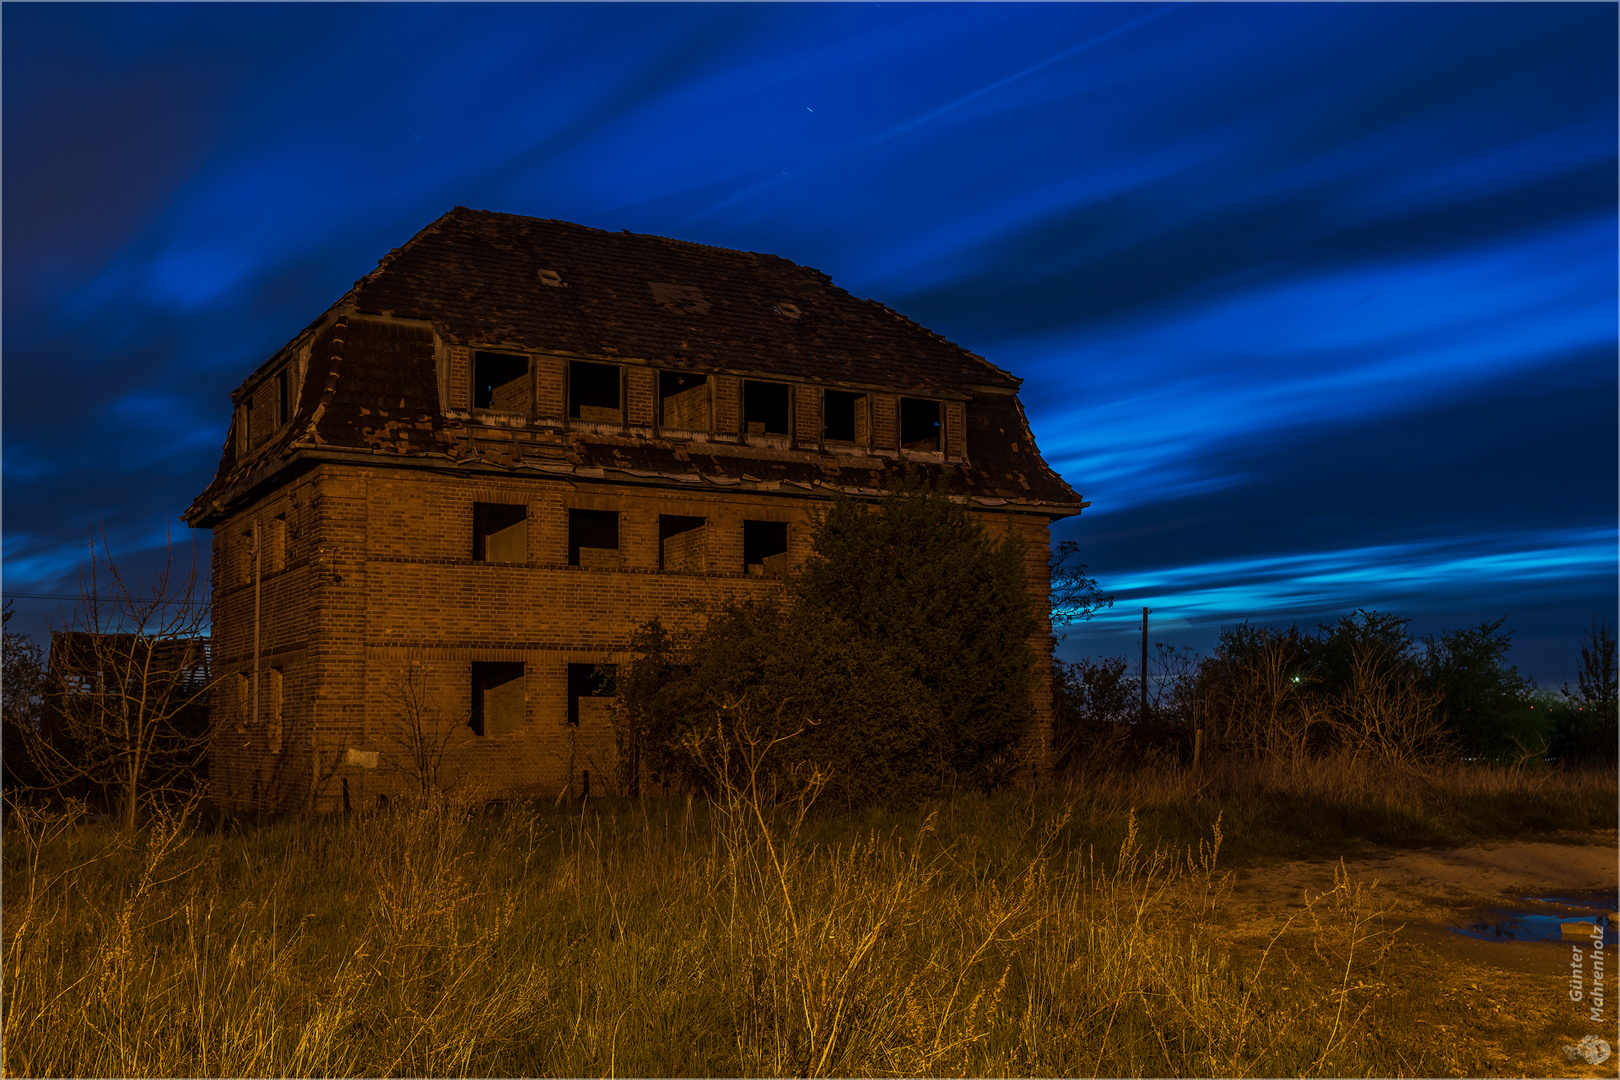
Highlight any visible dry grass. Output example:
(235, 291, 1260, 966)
(4, 755, 1612, 1077)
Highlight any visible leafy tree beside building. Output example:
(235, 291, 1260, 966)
(613, 473, 1038, 805)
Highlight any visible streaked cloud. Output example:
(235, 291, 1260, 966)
(2, 2, 1612, 684)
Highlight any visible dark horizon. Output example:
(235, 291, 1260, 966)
(4, 3, 1615, 687)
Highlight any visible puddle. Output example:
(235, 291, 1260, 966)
(1453, 892, 1620, 945)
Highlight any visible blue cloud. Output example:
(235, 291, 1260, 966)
(2, 2, 1613, 683)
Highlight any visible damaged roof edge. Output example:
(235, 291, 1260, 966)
(185, 442, 1087, 529)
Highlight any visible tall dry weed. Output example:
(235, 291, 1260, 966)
(10, 750, 1595, 1077)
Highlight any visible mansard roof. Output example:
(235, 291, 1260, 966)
(186, 209, 1085, 525)
(327, 207, 1019, 393)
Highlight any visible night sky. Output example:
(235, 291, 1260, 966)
(3, 3, 1615, 687)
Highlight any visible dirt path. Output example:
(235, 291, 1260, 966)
(1214, 832, 1619, 1077)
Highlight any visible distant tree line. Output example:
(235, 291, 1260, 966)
(1054, 610, 1618, 773)
(7, 505, 1607, 824)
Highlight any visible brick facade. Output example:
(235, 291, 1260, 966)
(188, 209, 1086, 811)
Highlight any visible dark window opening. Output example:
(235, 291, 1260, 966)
(239, 398, 254, 452)
(659, 371, 709, 430)
(569, 509, 619, 568)
(568, 662, 617, 726)
(823, 390, 869, 444)
(659, 515, 707, 571)
(471, 661, 525, 737)
(743, 380, 790, 437)
(569, 360, 622, 422)
(743, 520, 790, 576)
(276, 369, 290, 425)
(269, 516, 288, 572)
(473, 502, 527, 562)
(473, 350, 531, 413)
(900, 397, 941, 452)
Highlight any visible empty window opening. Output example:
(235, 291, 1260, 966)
(276, 369, 290, 426)
(238, 398, 254, 454)
(235, 671, 251, 729)
(569, 361, 622, 422)
(473, 351, 530, 413)
(659, 515, 707, 571)
(743, 380, 790, 437)
(743, 520, 790, 576)
(569, 509, 619, 568)
(823, 390, 870, 444)
(659, 371, 709, 430)
(239, 529, 254, 585)
(266, 668, 284, 755)
(568, 663, 617, 726)
(269, 516, 288, 573)
(474, 502, 527, 562)
(471, 661, 525, 737)
(900, 398, 942, 452)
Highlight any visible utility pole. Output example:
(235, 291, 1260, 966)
(1140, 606, 1151, 724)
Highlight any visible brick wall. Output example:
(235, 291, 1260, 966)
(626, 367, 655, 427)
(793, 385, 820, 449)
(448, 346, 471, 411)
(210, 462, 1061, 809)
(536, 355, 565, 420)
(713, 375, 740, 436)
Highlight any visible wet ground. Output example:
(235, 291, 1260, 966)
(1456, 891, 1618, 946)
(1211, 833, 1619, 1076)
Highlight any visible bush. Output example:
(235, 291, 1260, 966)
(615, 472, 1036, 804)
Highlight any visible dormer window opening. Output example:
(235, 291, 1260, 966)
(275, 369, 290, 426)
(899, 397, 941, 452)
(659, 371, 709, 431)
(238, 398, 254, 454)
(742, 380, 790, 437)
(537, 269, 564, 287)
(569, 361, 622, 423)
(823, 390, 870, 445)
(473, 351, 531, 415)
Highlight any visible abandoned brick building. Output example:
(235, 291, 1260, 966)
(185, 207, 1087, 811)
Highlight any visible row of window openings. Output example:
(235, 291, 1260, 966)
(236, 518, 290, 582)
(473, 353, 944, 451)
(239, 664, 614, 745)
(475, 505, 789, 575)
(471, 662, 614, 737)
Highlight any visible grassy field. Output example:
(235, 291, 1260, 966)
(3, 756, 1614, 1078)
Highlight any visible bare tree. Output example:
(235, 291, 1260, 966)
(1201, 630, 1304, 759)
(379, 651, 464, 800)
(1330, 640, 1449, 767)
(1575, 615, 1617, 722)
(13, 531, 219, 830)
(2, 602, 48, 792)
(1049, 540, 1113, 633)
